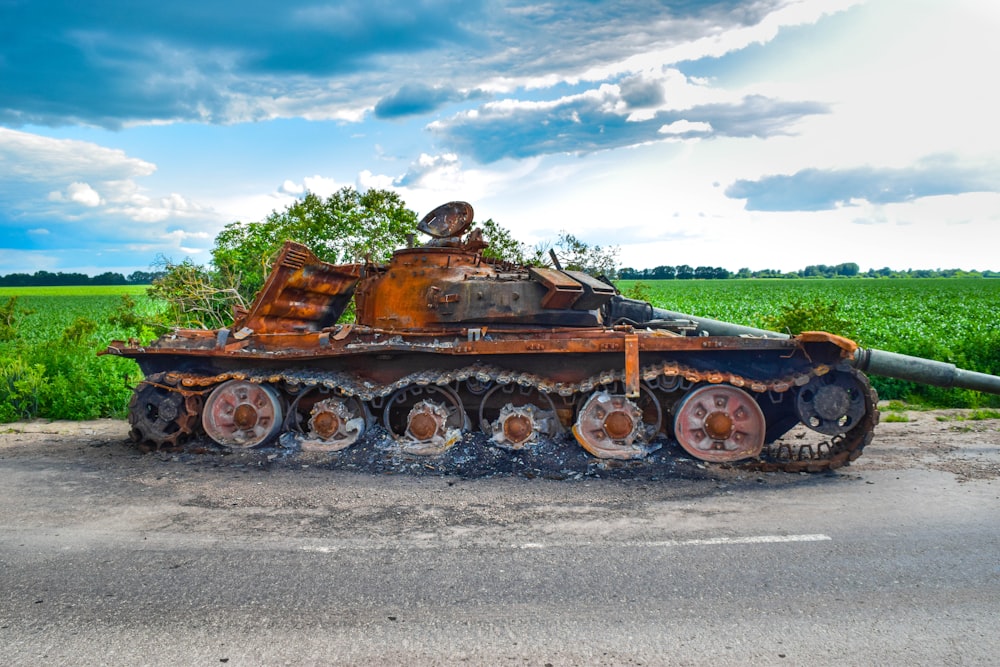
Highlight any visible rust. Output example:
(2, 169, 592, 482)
(105, 200, 1000, 473)
(624, 333, 639, 398)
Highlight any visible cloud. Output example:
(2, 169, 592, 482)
(659, 120, 713, 135)
(48, 182, 102, 207)
(725, 157, 1000, 211)
(619, 76, 666, 109)
(280, 175, 344, 198)
(0, 128, 155, 182)
(393, 153, 462, 188)
(374, 84, 469, 119)
(0, 129, 193, 225)
(431, 88, 826, 162)
(0, 1, 484, 127)
(0, 0, 823, 129)
(0, 127, 223, 269)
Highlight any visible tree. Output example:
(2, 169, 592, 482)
(834, 262, 859, 277)
(152, 187, 419, 328)
(148, 257, 248, 330)
(549, 232, 620, 279)
(212, 187, 419, 299)
(476, 218, 532, 265)
(651, 265, 676, 280)
(91, 271, 127, 285)
(127, 270, 166, 284)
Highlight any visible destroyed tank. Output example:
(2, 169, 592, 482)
(104, 202, 1000, 472)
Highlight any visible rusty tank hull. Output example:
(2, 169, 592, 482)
(104, 202, 998, 472)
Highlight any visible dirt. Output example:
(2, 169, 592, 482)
(2, 402, 999, 486)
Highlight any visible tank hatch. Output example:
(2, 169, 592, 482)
(233, 241, 361, 334)
(417, 201, 475, 239)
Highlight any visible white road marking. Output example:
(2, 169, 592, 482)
(300, 534, 831, 553)
(638, 534, 832, 548)
(515, 534, 832, 549)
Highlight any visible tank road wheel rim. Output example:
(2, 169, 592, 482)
(128, 374, 201, 449)
(478, 384, 560, 449)
(297, 396, 370, 452)
(572, 391, 659, 460)
(673, 385, 765, 463)
(795, 370, 868, 436)
(202, 380, 283, 448)
(382, 385, 468, 455)
(490, 403, 560, 449)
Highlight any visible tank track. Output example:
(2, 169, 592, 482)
(134, 359, 878, 473)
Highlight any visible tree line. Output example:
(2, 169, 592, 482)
(0, 270, 166, 287)
(619, 264, 1000, 280)
(5, 263, 993, 287)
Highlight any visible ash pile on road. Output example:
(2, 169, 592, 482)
(164, 427, 737, 481)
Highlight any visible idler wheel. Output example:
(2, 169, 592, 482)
(673, 385, 765, 463)
(202, 380, 282, 448)
(796, 369, 868, 435)
(572, 391, 658, 460)
(298, 397, 369, 452)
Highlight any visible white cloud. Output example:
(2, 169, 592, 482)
(59, 182, 102, 207)
(280, 179, 305, 195)
(302, 175, 342, 196)
(0, 128, 156, 182)
(659, 120, 713, 135)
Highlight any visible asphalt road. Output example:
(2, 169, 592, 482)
(1, 418, 999, 666)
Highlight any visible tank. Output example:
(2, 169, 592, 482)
(103, 201, 1000, 473)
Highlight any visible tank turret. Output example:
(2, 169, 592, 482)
(104, 201, 1000, 473)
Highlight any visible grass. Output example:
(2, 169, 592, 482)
(0, 285, 148, 298)
(0, 287, 162, 422)
(935, 409, 1000, 422)
(3, 278, 1000, 422)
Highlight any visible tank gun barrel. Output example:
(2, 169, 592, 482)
(648, 306, 791, 339)
(606, 297, 791, 338)
(850, 348, 1000, 395)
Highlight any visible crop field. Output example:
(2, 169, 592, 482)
(618, 277, 1000, 407)
(1, 279, 999, 424)
(0, 286, 155, 422)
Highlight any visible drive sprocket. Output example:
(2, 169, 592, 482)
(128, 372, 202, 449)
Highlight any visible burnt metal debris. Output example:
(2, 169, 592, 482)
(104, 201, 1000, 473)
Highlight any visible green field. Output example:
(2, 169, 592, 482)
(2, 279, 999, 424)
(618, 277, 1000, 407)
(0, 286, 157, 422)
(0, 285, 149, 297)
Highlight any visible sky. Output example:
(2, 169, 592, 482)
(1, 0, 999, 276)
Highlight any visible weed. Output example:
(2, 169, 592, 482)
(935, 409, 1000, 422)
(622, 281, 653, 303)
(763, 299, 854, 338)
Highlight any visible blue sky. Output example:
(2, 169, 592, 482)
(1, 0, 998, 275)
